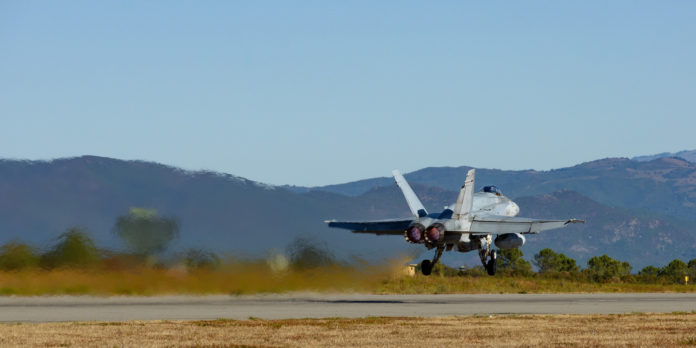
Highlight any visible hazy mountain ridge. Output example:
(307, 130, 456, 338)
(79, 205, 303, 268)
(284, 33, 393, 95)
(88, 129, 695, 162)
(0, 155, 695, 268)
(633, 150, 696, 163)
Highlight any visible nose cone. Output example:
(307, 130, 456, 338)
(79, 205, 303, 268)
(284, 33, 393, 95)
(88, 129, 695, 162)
(505, 201, 520, 217)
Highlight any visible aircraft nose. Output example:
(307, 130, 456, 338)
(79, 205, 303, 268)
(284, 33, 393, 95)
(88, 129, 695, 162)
(506, 201, 520, 217)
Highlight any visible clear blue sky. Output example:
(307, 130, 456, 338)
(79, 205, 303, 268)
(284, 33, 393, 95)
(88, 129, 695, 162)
(2, 1, 695, 186)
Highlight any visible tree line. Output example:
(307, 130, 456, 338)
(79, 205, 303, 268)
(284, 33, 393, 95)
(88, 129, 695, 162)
(452, 248, 696, 284)
(0, 207, 218, 271)
(0, 208, 343, 272)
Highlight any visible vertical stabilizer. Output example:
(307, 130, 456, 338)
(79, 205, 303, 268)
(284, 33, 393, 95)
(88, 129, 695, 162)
(453, 169, 476, 220)
(392, 170, 428, 218)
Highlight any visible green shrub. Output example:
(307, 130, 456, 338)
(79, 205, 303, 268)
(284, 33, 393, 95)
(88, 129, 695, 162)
(0, 241, 39, 270)
(637, 265, 661, 284)
(660, 259, 689, 284)
(496, 248, 533, 277)
(533, 248, 579, 274)
(585, 254, 632, 283)
(40, 228, 100, 269)
(687, 258, 696, 279)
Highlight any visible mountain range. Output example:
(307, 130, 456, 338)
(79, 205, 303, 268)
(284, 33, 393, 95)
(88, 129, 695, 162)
(632, 150, 696, 163)
(1, 153, 695, 269)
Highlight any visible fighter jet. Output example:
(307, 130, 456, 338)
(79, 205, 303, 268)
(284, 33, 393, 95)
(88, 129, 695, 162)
(325, 169, 583, 276)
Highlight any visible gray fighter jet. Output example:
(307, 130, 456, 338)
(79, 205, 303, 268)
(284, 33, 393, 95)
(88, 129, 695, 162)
(325, 169, 583, 276)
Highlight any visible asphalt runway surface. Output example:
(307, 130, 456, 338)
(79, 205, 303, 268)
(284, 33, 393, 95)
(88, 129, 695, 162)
(1, 293, 695, 322)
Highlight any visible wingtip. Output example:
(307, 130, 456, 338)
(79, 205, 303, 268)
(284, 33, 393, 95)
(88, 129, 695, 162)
(566, 219, 585, 224)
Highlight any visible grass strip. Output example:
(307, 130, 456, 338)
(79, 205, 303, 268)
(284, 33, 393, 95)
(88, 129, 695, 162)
(1, 313, 696, 347)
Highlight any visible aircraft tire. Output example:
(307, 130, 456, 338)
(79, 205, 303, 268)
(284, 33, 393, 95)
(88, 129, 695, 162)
(421, 259, 432, 276)
(486, 258, 496, 276)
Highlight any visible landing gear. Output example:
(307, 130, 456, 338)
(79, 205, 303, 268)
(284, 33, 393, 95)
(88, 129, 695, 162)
(420, 259, 432, 275)
(486, 250, 497, 276)
(420, 246, 444, 276)
(478, 235, 497, 276)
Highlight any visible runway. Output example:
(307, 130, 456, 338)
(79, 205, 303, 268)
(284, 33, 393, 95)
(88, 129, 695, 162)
(1, 293, 695, 322)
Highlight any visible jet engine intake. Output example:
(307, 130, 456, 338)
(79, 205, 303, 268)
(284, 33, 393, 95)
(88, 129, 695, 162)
(425, 223, 445, 244)
(404, 223, 425, 244)
(494, 233, 526, 249)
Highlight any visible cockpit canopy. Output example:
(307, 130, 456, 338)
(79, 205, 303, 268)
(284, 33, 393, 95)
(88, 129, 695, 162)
(481, 185, 502, 196)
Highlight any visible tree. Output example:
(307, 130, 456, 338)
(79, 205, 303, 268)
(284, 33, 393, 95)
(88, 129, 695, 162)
(688, 258, 696, 270)
(0, 241, 39, 270)
(585, 254, 632, 282)
(114, 208, 179, 256)
(40, 228, 100, 269)
(659, 259, 688, 284)
(637, 265, 661, 283)
(557, 254, 579, 273)
(533, 248, 579, 274)
(688, 258, 696, 278)
(496, 248, 533, 276)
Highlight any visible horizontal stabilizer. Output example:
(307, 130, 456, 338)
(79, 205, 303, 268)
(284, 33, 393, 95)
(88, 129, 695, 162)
(325, 219, 413, 235)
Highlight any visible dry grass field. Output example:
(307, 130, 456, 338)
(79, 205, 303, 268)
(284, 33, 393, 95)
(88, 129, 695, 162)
(1, 313, 695, 347)
(0, 265, 388, 295)
(0, 267, 694, 296)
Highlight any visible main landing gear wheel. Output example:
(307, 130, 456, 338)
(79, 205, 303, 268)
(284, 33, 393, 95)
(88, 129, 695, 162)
(420, 246, 444, 276)
(486, 250, 497, 276)
(421, 260, 432, 275)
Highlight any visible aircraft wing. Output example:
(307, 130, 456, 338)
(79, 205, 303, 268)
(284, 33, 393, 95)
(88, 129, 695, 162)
(325, 218, 413, 235)
(470, 215, 584, 234)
